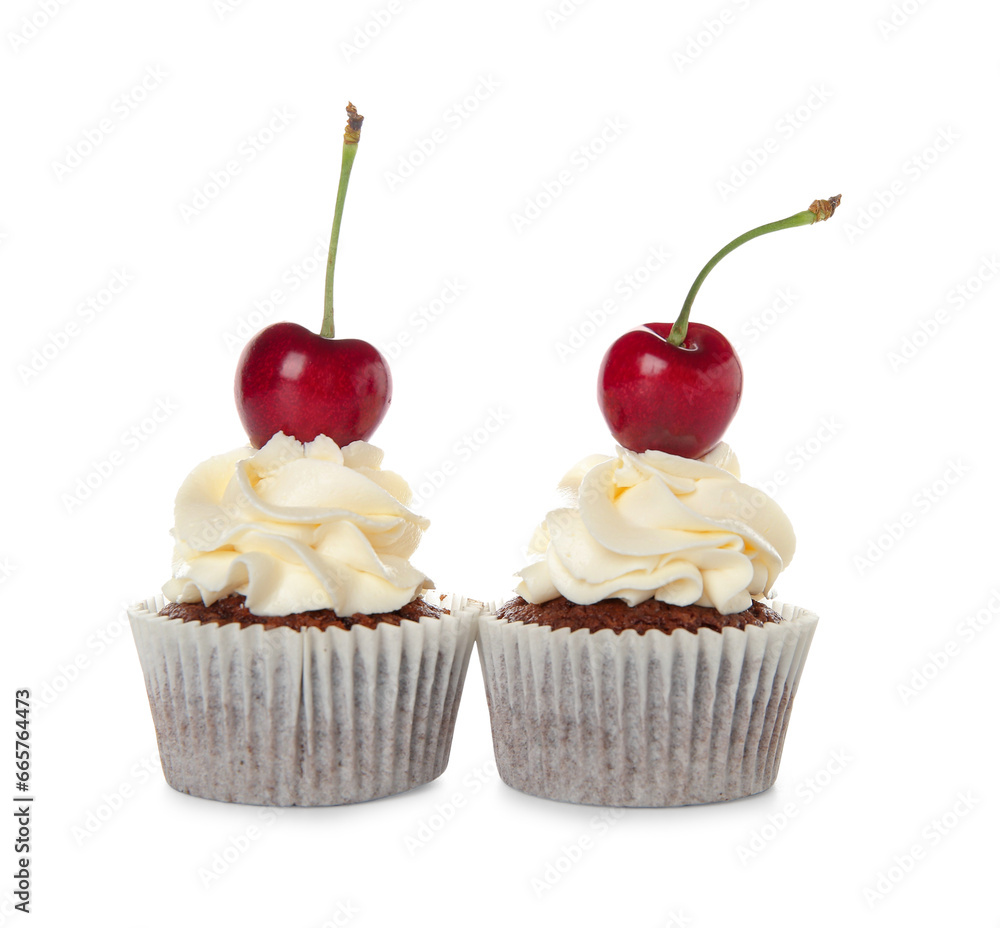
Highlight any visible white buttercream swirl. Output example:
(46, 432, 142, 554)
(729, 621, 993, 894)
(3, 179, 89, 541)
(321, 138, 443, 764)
(162, 432, 431, 616)
(516, 443, 795, 615)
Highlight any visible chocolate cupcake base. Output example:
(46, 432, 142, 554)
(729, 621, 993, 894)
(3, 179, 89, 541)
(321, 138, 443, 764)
(477, 599, 817, 807)
(128, 593, 479, 806)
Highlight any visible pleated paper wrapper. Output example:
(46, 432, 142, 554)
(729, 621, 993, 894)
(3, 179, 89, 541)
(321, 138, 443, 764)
(128, 593, 479, 806)
(477, 600, 817, 807)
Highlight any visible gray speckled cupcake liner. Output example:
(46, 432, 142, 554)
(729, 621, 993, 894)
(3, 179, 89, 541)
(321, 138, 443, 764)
(477, 600, 817, 807)
(128, 593, 479, 806)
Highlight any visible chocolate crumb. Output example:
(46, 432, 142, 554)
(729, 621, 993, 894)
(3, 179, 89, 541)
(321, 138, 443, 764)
(496, 595, 781, 636)
(160, 594, 446, 632)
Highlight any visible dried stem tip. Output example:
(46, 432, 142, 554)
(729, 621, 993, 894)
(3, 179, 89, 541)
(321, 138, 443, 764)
(808, 194, 842, 222)
(667, 193, 842, 346)
(344, 103, 364, 145)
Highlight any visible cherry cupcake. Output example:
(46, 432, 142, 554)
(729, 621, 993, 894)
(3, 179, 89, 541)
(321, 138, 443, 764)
(128, 106, 479, 806)
(477, 197, 838, 807)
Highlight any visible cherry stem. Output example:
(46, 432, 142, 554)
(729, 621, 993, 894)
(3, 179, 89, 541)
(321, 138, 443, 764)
(667, 194, 841, 347)
(321, 103, 364, 339)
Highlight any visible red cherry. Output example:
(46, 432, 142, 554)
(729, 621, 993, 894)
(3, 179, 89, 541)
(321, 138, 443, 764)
(233, 105, 391, 449)
(235, 322, 391, 448)
(598, 322, 742, 459)
(596, 194, 841, 459)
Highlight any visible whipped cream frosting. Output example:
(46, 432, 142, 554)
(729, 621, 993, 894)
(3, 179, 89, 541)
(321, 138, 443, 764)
(162, 432, 431, 617)
(516, 442, 795, 615)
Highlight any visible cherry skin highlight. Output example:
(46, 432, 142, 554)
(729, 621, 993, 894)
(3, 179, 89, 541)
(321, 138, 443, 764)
(597, 321, 742, 459)
(235, 322, 391, 448)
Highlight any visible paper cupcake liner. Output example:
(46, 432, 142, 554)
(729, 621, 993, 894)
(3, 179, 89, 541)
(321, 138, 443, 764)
(128, 592, 479, 806)
(477, 600, 817, 807)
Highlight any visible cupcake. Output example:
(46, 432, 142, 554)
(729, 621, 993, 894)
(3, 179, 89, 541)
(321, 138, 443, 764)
(478, 195, 837, 807)
(129, 432, 478, 806)
(128, 103, 478, 806)
(478, 442, 816, 807)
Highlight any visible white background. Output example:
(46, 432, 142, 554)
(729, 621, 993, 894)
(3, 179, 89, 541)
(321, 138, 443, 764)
(2, 0, 998, 924)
